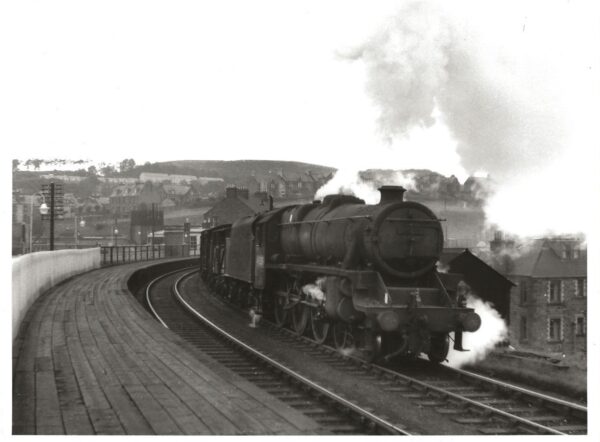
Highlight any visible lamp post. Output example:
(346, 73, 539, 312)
(75, 217, 85, 248)
(29, 193, 48, 253)
(113, 227, 119, 247)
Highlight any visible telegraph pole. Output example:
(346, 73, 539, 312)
(49, 183, 55, 250)
(41, 182, 63, 251)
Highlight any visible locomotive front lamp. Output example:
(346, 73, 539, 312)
(79, 219, 86, 228)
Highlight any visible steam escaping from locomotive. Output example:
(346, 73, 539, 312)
(336, 0, 596, 238)
(315, 168, 415, 204)
(302, 278, 326, 303)
(446, 295, 507, 368)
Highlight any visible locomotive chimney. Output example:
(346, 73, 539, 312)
(378, 185, 406, 204)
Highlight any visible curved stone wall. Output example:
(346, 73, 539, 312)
(12, 248, 101, 341)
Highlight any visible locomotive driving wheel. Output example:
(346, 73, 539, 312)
(273, 281, 291, 327)
(310, 306, 330, 344)
(290, 281, 309, 335)
(332, 321, 356, 352)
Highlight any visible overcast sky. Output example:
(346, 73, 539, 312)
(3, 0, 597, 182)
(2, 0, 599, 236)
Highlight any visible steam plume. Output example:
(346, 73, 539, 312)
(337, 0, 597, 237)
(315, 168, 414, 204)
(446, 294, 507, 368)
(302, 277, 327, 302)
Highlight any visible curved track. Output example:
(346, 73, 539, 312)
(145, 269, 410, 435)
(146, 267, 587, 435)
(198, 271, 588, 436)
(266, 320, 587, 435)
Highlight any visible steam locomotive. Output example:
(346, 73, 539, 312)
(199, 186, 481, 363)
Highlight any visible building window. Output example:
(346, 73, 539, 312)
(576, 278, 587, 297)
(548, 317, 562, 341)
(519, 281, 528, 304)
(548, 280, 562, 303)
(575, 315, 586, 337)
(520, 316, 527, 341)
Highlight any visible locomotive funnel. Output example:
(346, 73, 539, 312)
(378, 185, 406, 204)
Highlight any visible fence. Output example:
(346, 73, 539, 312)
(100, 244, 200, 266)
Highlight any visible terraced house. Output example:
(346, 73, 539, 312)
(109, 182, 164, 215)
(493, 237, 587, 357)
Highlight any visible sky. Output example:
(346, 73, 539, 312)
(2, 1, 597, 175)
(2, 0, 598, 234)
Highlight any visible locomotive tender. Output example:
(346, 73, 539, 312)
(200, 186, 481, 363)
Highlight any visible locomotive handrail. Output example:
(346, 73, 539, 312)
(279, 216, 447, 227)
(279, 215, 372, 226)
(384, 217, 447, 222)
(433, 271, 454, 306)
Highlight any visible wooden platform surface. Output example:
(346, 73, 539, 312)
(12, 260, 320, 435)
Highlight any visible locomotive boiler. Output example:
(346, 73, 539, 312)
(200, 186, 481, 363)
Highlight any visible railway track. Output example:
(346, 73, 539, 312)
(193, 272, 588, 436)
(262, 321, 587, 435)
(145, 268, 410, 435)
(145, 267, 587, 435)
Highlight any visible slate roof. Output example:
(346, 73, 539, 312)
(110, 184, 144, 197)
(439, 248, 515, 288)
(162, 184, 191, 196)
(509, 238, 587, 278)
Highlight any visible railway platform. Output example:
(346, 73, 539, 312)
(12, 259, 320, 435)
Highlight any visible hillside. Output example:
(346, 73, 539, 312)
(123, 160, 336, 181)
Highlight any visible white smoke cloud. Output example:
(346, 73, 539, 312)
(315, 168, 415, 204)
(340, 0, 598, 237)
(302, 277, 327, 302)
(446, 294, 508, 368)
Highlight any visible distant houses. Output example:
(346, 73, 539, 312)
(202, 186, 271, 228)
(242, 170, 332, 199)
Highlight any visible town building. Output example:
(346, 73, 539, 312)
(491, 235, 587, 357)
(139, 172, 198, 184)
(247, 170, 332, 200)
(161, 184, 198, 206)
(202, 186, 271, 227)
(109, 182, 165, 215)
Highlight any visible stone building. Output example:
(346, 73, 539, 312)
(109, 182, 164, 215)
(162, 184, 198, 206)
(492, 236, 587, 357)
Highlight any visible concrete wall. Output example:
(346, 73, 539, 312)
(12, 248, 101, 341)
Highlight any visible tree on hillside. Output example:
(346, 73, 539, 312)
(87, 165, 98, 176)
(12, 159, 20, 172)
(119, 158, 136, 173)
(24, 159, 43, 170)
(100, 165, 116, 176)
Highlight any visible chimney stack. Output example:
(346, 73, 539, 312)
(378, 186, 406, 204)
(225, 186, 237, 199)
